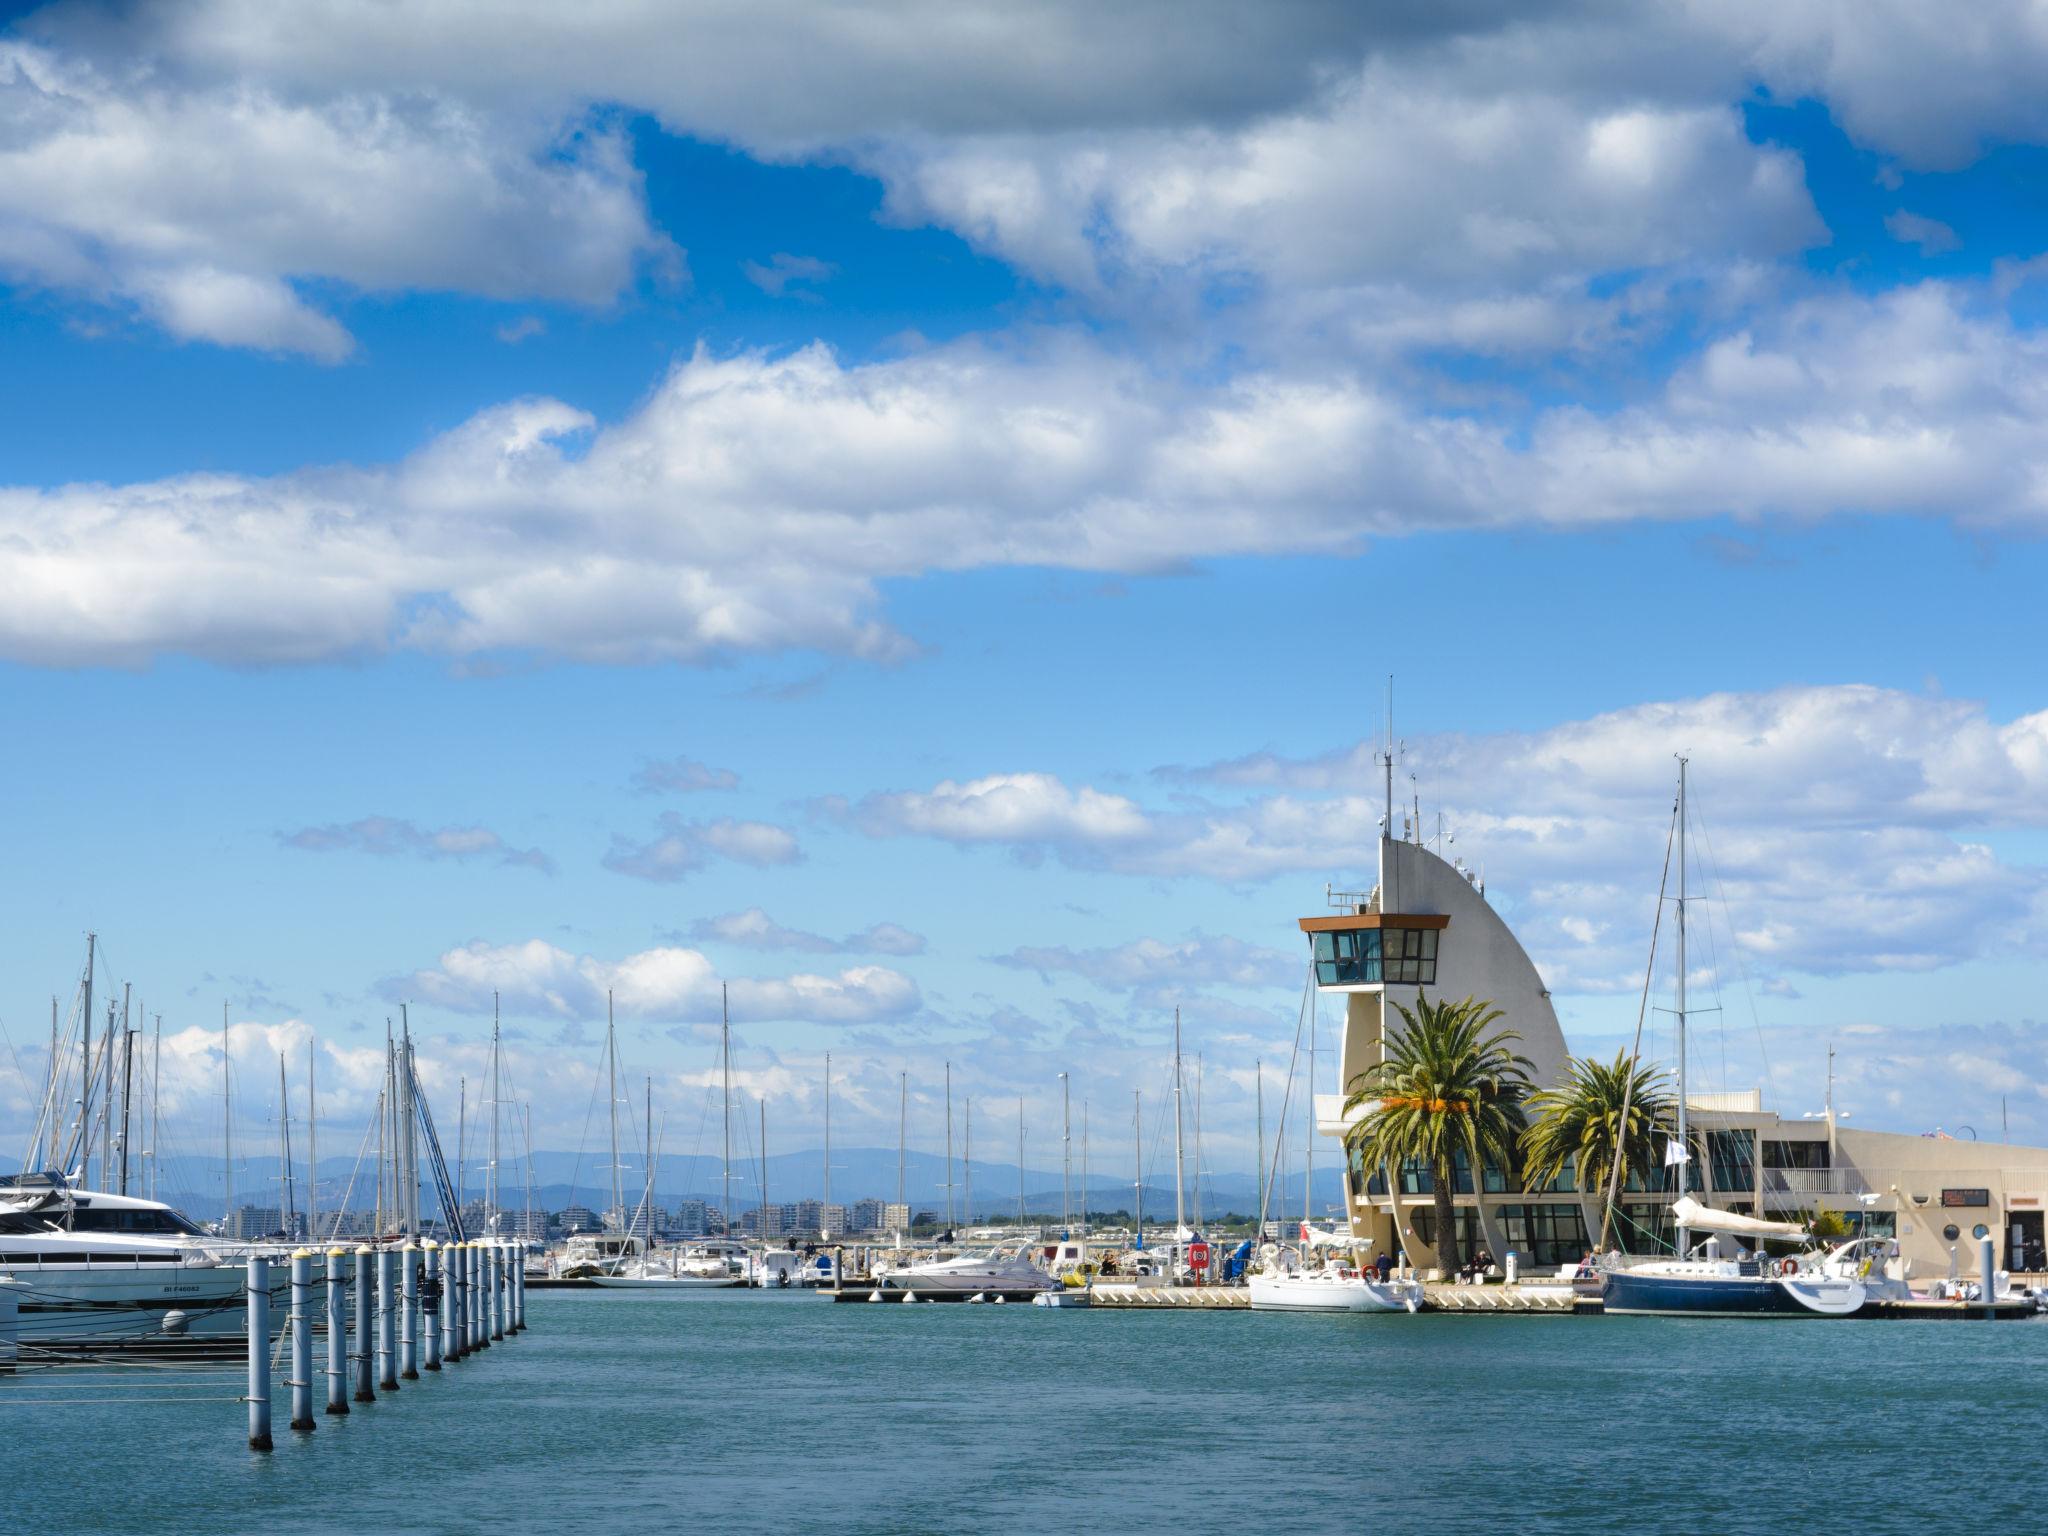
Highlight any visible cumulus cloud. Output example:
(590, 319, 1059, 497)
(393, 936, 920, 1024)
(0, 34, 670, 356)
(631, 756, 740, 794)
(686, 907, 925, 956)
(603, 814, 803, 883)
(281, 815, 553, 872)
(854, 685, 2048, 991)
(1885, 210, 1961, 256)
(10, 277, 2048, 667)
(996, 935, 1298, 992)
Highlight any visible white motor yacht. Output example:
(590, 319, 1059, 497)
(0, 1173, 279, 1348)
(591, 1244, 749, 1289)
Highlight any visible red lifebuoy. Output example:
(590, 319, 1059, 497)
(1779, 1257, 1798, 1276)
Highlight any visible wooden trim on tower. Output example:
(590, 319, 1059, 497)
(1297, 913, 1451, 933)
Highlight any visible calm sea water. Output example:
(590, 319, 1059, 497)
(6, 1292, 2043, 1534)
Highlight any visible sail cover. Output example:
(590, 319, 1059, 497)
(1670, 1195, 1807, 1240)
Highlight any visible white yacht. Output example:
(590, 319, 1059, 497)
(591, 1242, 748, 1289)
(1248, 1238, 1424, 1313)
(0, 1173, 279, 1348)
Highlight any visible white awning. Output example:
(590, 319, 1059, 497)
(1671, 1195, 1806, 1240)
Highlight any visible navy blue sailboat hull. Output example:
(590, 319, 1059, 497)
(1601, 1270, 1835, 1317)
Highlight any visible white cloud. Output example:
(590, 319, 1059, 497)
(603, 814, 804, 883)
(686, 907, 926, 956)
(741, 252, 835, 299)
(631, 756, 741, 794)
(0, 33, 669, 355)
(1885, 210, 1961, 256)
(8, 276, 2048, 669)
(282, 815, 553, 872)
(996, 934, 1297, 992)
(838, 772, 1153, 862)
(393, 937, 920, 1024)
(851, 685, 2048, 989)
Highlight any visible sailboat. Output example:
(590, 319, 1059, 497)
(1034, 1073, 1092, 1306)
(1596, 762, 1866, 1319)
(1249, 971, 1422, 1313)
(594, 988, 747, 1289)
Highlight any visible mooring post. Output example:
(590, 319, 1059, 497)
(401, 1242, 420, 1380)
(422, 1241, 442, 1371)
(289, 1249, 315, 1433)
(443, 1242, 462, 1362)
(490, 1243, 506, 1342)
(246, 1254, 273, 1452)
(324, 1247, 349, 1415)
(0, 1276, 18, 1375)
(513, 1243, 527, 1332)
(472, 1243, 489, 1352)
(1982, 1234, 1998, 1318)
(353, 1246, 374, 1403)
(377, 1246, 398, 1391)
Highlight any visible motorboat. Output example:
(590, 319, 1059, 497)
(1599, 1199, 1867, 1317)
(0, 1172, 281, 1348)
(872, 1243, 1058, 1297)
(551, 1230, 648, 1279)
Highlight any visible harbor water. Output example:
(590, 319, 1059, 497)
(8, 1292, 2043, 1533)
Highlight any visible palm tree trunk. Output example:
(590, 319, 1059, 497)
(1432, 1160, 1460, 1275)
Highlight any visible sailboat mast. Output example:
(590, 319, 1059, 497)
(308, 1035, 318, 1239)
(897, 1071, 906, 1240)
(963, 1098, 972, 1228)
(759, 1098, 767, 1242)
(943, 1061, 954, 1231)
(78, 934, 94, 1183)
(117, 984, 132, 1195)
(1171, 1007, 1186, 1237)
(720, 983, 731, 1237)
(607, 991, 622, 1231)
(1674, 756, 1690, 1253)
(1059, 1072, 1071, 1233)
(221, 1000, 232, 1231)
(490, 993, 502, 1235)
(823, 1051, 832, 1231)
(149, 1013, 162, 1202)
(1304, 996, 1315, 1227)
(1193, 1053, 1204, 1230)
(644, 1075, 654, 1247)
(1016, 1095, 1025, 1225)
(278, 1053, 296, 1235)
(1133, 1090, 1143, 1247)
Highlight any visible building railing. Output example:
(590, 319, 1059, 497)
(1326, 884, 1379, 914)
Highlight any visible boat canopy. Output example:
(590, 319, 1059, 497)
(1670, 1196, 1806, 1240)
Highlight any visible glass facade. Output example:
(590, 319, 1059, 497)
(1410, 1207, 1483, 1257)
(1311, 925, 1438, 986)
(1494, 1202, 1592, 1269)
(1707, 1130, 1756, 1192)
(1763, 1139, 1832, 1170)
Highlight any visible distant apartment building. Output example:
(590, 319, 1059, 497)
(883, 1202, 912, 1232)
(669, 1199, 709, 1237)
(557, 1204, 601, 1234)
(850, 1198, 886, 1233)
(225, 1205, 302, 1240)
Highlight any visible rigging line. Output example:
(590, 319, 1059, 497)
(1687, 785, 1777, 1104)
(1257, 960, 1313, 1237)
(323, 1108, 380, 1242)
(1599, 790, 1679, 1252)
(562, 1033, 607, 1219)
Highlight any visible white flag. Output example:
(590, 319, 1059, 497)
(1662, 1138, 1691, 1167)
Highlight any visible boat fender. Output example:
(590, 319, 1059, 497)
(160, 1309, 190, 1336)
(992, 1296, 1006, 1304)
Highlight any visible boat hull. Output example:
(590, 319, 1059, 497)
(1248, 1273, 1421, 1313)
(1601, 1269, 1866, 1317)
(1, 1261, 279, 1346)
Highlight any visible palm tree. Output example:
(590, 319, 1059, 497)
(1520, 1051, 1675, 1248)
(1341, 993, 1532, 1275)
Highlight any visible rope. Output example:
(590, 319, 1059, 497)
(1598, 792, 1678, 1251)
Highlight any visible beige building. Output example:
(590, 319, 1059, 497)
(1308, 834, 2048, 1281)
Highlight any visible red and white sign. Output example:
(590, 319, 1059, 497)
(1188, 1241, 1211, 1271)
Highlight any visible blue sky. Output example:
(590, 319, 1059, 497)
(4, 3, 2048, 1200)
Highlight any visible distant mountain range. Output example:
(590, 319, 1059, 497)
(2, 1144, 1355, 1223)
